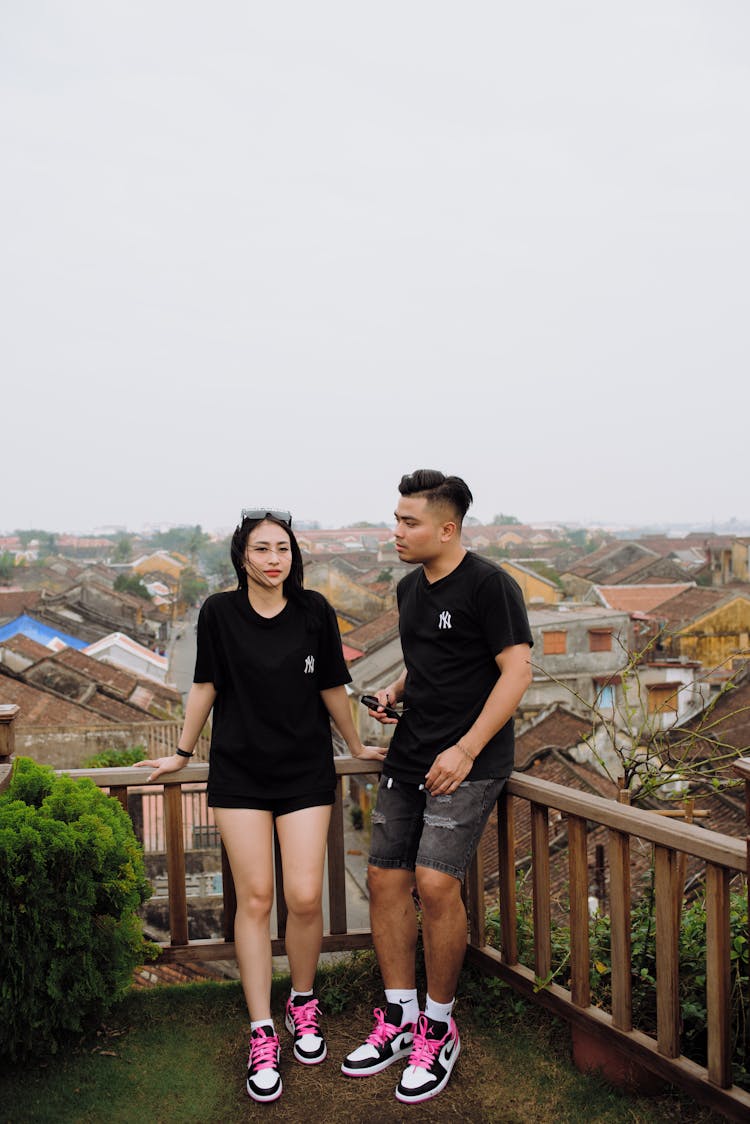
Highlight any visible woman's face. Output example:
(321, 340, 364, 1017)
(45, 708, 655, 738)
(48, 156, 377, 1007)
(244, 520, 293, 591)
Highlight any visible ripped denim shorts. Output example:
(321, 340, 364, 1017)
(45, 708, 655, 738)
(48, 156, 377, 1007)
(368, 773, 507, 881)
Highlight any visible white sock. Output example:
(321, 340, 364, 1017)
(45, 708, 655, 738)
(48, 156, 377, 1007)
(424, 994, 455, 1025)
(250, 1019, 275, 1034)
(385, 988, 419, 1026)
(290, 988, 313, 1002)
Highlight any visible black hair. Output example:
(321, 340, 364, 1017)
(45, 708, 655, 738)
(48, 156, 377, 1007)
(230, 514, 305, 603)
(398, 469, 474, 525)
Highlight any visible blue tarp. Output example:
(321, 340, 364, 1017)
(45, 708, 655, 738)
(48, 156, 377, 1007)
(0, 614, 87, 650)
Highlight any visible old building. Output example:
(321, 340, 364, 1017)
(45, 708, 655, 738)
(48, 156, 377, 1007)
(500, 560, 562, 606)
(523, 604, 632, 720)
(649, 588, 750, 670)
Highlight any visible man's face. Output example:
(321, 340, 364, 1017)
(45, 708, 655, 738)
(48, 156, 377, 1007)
(393, 495, 451, 565)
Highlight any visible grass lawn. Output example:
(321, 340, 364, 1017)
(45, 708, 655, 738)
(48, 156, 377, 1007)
(0, 953, 728, 1123)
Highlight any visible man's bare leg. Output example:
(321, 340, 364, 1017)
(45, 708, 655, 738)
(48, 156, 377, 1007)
(415, 865, 467, 1003)
(368, 865, 418, 988)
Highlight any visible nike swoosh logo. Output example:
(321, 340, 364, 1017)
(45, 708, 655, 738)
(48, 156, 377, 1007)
(442, 1039, 456, 1062)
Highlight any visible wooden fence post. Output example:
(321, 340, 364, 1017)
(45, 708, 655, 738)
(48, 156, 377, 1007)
(0, 704, 19, 794)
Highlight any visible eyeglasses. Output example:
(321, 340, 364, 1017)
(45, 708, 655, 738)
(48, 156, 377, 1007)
(240, 508, 293, 527)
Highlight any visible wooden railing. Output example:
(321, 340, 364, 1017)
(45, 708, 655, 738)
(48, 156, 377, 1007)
(62, 756, 380, 961)
(17, 744, 750, 1121)
(465, 765, 750, 1123)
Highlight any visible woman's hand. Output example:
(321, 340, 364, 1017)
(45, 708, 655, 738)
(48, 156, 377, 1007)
(133, 753, 190, 783)
(350, 743, 388, 762)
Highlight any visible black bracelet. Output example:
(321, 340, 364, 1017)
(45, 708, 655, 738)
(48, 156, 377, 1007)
(176, 748, 194, 759)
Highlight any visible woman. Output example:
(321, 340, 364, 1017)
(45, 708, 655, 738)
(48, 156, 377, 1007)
(136, 509, 385, 1104)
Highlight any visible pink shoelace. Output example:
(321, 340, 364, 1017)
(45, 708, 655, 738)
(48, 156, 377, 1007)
(249, 1028, 279, 1070)
(407, 1015, 446, 1068)
(366, 1007, 401, 1046)
(288, 998, 321, 1035)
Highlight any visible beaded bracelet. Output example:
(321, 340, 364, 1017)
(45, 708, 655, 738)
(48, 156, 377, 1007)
(456, 740, 475, 763)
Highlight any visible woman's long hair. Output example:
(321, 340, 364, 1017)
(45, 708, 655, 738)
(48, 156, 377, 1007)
(230, 514, 305, 604)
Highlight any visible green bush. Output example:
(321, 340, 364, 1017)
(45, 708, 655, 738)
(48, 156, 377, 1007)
(82, 745, 148, 768)
(0, 757, 153, 1060)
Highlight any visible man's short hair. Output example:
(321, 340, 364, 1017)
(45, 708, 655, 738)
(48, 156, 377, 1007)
(398, 469, 474, 525)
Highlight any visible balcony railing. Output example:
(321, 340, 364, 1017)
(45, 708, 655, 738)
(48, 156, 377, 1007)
(3, 716, 749, 1121)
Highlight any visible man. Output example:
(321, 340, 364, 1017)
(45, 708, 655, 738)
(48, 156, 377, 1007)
(341, 469, 533, 1104)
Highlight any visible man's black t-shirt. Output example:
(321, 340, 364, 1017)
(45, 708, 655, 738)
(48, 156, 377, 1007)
(385, 552, 533, 785)
(194, 589, 351, 804)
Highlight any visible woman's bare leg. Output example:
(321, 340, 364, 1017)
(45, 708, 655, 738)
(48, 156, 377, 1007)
(213, 808, 275, 1020)
(275, 804, 331, 990)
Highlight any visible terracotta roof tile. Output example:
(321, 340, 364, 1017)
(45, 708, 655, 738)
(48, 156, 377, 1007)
(0, 634, 51, 662)
(515, 707, 591, 768)
(0, 590, 42, 619)
(85, 691, 154, 721)
(651, 588, 736, 629)
(667, 662, 750, 764)
(0, 670, 114, 726)
(565, 541, 654, 579)
(341, 608, 400, 654)
(595, 584, 694, 614)
(53, 647, 138, 697)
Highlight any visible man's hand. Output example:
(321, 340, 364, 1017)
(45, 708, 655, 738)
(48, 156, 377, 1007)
(424, 744, 474, 796)
(366, 690, 400, 726)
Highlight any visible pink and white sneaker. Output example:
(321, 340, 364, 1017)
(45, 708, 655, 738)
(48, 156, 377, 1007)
(246, 1025, 282, 1103)
(341, 1004, 415, 1077)
(395, 1013, 461, 1103)
(285, 995, 327, 1064)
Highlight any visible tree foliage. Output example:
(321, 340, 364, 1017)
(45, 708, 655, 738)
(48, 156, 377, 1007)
(533, 634, 750, 803)
(199, 538, 233, 586)
(146, 525, 209, 561)
(0, 758, 153, 1060)
(113, 573, 152, 600)
(180, 566, 208, 606)
(82, 746, 148, 768)
(14, 530, 57, 556)
(111, 535, 133, 562)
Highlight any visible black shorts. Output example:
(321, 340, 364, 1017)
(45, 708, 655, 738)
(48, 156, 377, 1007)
(209, 789, 335, 817)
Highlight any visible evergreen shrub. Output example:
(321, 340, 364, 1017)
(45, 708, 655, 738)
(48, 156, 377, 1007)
(0, 757, 153, 1060)
(82, 745, 147, 768)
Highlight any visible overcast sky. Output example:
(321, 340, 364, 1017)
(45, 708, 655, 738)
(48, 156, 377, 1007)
(2, 2, 748, 535)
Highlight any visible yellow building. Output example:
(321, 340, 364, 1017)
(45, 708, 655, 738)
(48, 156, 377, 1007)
(657, 589, 750, 669)
(130, 551, 186, 583)
(500, 560, 562, 606)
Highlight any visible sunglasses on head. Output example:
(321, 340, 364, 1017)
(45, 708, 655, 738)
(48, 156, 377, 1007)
(241, 508, 293, 527)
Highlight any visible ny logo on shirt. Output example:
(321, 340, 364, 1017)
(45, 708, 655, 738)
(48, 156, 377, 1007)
(304, 655, 315, 674)
(438, 610, 452, 630)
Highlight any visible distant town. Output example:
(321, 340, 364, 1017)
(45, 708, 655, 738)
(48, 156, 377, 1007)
(1, 514, 748, 976)
(2, 517, 748, 797)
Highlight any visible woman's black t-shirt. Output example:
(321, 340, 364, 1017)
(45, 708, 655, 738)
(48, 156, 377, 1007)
(386, 552, 533, 785)
(193, 589, 351, 804)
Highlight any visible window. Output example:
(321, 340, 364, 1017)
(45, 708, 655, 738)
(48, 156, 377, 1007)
(647, 683, 679, 715)
(588, 628, 612, 653)
(596, 683, 615, 710)
(543, 630, 567, 655)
